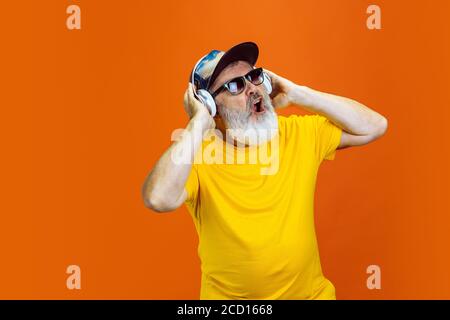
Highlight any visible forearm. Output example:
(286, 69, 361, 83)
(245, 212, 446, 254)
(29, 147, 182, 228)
(291, 85, 387, 136)
(142, 116, 206, 212)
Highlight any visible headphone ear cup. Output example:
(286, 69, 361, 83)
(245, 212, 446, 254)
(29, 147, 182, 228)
(196, 89, 217, 117)
(262, 72, 272, 95)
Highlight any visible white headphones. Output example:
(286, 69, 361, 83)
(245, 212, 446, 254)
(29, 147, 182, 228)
(190, 54, 272, 117)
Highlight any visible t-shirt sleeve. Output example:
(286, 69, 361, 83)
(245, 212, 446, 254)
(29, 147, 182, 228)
(304, 114, 343, 161)
(184, 165, 200, 210)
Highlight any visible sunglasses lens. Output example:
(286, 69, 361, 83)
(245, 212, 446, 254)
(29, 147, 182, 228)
(248, 68, 264, 85)
(221, 69, 264, 96)
(227, 78, 245, 95)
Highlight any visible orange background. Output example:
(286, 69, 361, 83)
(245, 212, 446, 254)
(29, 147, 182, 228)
(1, 0, 449, 299)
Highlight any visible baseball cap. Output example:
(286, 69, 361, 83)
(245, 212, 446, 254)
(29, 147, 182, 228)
(191, 42, 259, 92)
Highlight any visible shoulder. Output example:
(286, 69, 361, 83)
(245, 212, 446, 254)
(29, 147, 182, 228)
(277, 114, 302, 129)
(277, 114, 342, 145)
(277, 114, 325, 134)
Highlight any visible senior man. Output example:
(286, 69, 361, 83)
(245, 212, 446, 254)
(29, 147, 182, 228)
(142, 42, 388, 300)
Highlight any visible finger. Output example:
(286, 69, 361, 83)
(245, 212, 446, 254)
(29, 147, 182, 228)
(187, 83, 195, 102)
(184, 85, 191, 103)
(272, 93, 289, 109)
(263, 68, 276, 77)
(184, 85, 194, 116)
(187, 83, 200, 113)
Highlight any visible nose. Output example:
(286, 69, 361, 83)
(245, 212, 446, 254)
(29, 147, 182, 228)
(244, 79, 258, 98)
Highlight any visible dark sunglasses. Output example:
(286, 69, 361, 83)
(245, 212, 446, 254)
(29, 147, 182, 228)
(211, 68, 264, 98)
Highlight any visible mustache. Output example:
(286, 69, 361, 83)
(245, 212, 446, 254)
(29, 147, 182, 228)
(246, 92, 273, 114)
(217, 91, 275, 125)
(246, 94, 261, 112)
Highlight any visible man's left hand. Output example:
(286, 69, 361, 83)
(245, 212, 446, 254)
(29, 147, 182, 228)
(264, 69, 305, 109)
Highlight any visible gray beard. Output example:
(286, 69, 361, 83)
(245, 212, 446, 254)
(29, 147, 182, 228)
(217, 92, 279, 146)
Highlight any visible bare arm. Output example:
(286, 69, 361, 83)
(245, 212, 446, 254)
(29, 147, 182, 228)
(142, 84, 214, 213)
(265, 69, 388, 149)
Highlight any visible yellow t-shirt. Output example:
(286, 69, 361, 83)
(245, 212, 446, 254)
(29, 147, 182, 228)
(184, 114, 342, 300)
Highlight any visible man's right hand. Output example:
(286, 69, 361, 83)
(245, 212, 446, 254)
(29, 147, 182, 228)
(142, 84, 216, 213)
(183, 83, 216, 132)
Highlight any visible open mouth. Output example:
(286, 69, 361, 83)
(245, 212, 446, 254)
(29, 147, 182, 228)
(251, 98, 266, 114)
